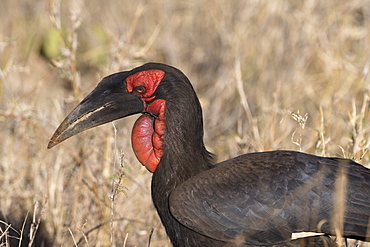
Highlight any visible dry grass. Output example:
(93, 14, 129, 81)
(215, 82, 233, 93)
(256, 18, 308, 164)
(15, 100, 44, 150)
(0, 0, 369, 246)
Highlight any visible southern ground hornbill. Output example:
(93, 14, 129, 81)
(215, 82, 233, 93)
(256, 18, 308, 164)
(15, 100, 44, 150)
(48, 63, 370, 246)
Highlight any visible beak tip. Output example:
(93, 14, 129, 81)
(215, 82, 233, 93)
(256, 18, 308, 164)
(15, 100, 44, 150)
(47, 138, 59, 149)
(47, 142, 54, 149)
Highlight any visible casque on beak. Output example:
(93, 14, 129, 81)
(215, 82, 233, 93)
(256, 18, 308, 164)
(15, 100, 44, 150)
(48, 71, 144, 149)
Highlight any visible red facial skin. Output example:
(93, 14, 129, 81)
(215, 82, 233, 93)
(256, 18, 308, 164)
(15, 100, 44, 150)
(126, 69, 165, 100)
(126, 70, 166, 172)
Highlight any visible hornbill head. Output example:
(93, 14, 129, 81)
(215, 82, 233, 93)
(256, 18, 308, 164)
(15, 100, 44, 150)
(47, 70, 141, 148)
(48, 63, 204, 172)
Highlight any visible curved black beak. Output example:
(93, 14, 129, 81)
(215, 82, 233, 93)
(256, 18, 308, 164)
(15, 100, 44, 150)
(48, 71, 144, 149)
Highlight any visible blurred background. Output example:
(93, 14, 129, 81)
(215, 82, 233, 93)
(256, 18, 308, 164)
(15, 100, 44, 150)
(0, 0, 369, 246)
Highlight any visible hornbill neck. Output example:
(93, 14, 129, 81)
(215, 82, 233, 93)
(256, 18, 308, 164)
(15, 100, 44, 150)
(150, 77, 215, 246)
(153, 75, 214, 186)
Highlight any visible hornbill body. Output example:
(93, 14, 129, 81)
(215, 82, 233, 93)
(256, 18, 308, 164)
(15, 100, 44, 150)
(48, 63, 370, 246)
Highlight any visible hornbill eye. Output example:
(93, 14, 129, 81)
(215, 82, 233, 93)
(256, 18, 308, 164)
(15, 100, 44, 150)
(134, 86, 146, 94)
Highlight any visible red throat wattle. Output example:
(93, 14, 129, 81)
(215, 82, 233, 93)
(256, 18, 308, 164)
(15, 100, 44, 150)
(126, 70, 166, 172)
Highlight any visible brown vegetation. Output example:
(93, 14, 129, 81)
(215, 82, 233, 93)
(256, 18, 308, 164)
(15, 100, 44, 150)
(0, 0, 369, 246)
